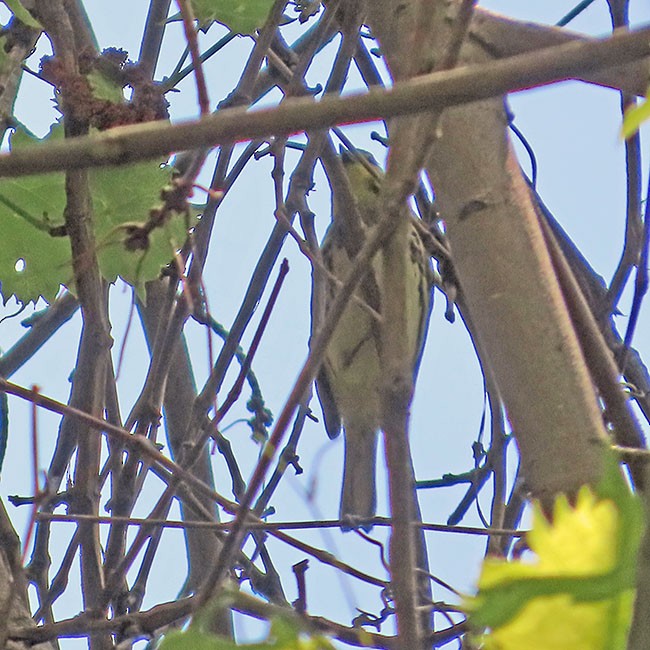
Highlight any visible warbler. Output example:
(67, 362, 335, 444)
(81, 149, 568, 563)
(316, 149, 433, 529)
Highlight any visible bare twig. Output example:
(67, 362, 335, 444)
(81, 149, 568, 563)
(138, 0, 172, 78)
(537, 205, 647, 485)
(215, 261, 289, 424)
(35, 512, 525, 536)
(620, 167, 650, 372)
(31, 6, 112, 646)
(175, 0, 210, 115)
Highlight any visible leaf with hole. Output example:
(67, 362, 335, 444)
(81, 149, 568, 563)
(0, 123, 197, 303)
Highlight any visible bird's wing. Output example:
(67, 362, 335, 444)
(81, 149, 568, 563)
(315, 365, 341, 439)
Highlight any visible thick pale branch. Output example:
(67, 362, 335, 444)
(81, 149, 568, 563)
(436, 136, 608, 504)
(0, 25, 647, 177)
(33, 5, 112, 642)
(468, 6, 648, 95)
(368, 0, 610, 512)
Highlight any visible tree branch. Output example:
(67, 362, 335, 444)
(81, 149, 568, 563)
(0, 25, 647, 176)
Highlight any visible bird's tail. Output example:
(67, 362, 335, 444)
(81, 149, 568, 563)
(340, 424, 377, 531)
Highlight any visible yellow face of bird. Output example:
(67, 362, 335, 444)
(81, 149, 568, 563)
(341, 151, 383, 225)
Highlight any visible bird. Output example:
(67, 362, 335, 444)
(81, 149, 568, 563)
(315, 148, 433, 530)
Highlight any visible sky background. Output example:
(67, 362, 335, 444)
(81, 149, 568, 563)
(0, 1, 649, 646)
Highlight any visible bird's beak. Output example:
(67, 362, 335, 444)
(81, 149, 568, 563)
(340, 146, 353, 163)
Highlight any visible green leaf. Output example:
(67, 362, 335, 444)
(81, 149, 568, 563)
(159, 617, 336, 650)
(0, 126, 71, 303)
(191, 0, 273, 34)
(621, 92, 650, 139)
(0, 123, 195, 304)
(159, 628, 240, 650)
(2, 0, 41, 28)
(87, 69, 125, 104)
(595, 451, 645, 596)
(90, 160, 192, 297)
(159, 587, 337, 650)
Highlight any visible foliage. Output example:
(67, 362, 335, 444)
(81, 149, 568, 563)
(468, 456, 644, 650)
(184, 0, 274, 35)
(160, 619, 334, 650)
(2, 0, 41, 28)
(0, 124, 195, 303)
(160, 594, 335, 650)
(86, 68, 126, 104)
(621, 88, 650, 139)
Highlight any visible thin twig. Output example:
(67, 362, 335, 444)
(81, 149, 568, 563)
(215, 259, 289, 424)
(138, 0, 172, 78)
(175, 0, 210, 115)
(620, 164, 650, 371)
(35, 512, 524, 536)
(537, 205, 647, 485)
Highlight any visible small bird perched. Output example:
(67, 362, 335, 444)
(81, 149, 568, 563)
(316, 149, 433, 530)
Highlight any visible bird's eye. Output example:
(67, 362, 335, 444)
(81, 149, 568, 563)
(368, 178, 381, 195)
